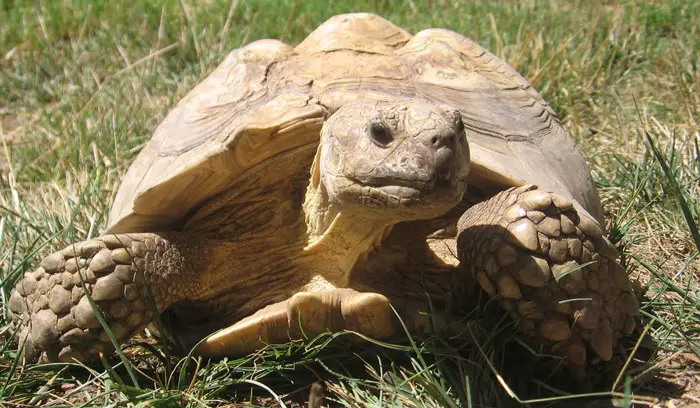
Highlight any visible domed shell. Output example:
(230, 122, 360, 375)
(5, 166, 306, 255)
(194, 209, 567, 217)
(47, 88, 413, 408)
(107, 13, 602, 233)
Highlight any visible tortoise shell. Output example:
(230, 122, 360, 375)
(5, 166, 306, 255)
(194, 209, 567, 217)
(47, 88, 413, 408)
(108, 13, 602, 234)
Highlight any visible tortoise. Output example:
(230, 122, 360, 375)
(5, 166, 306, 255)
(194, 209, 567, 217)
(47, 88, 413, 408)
(9, 13, 638, 366)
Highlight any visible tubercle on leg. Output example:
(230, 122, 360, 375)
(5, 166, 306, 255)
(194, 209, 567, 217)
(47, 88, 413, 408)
(456, 185, 639, 366)
(8, 232, 204, 363)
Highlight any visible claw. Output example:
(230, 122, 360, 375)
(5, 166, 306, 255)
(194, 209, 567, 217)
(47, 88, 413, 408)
(590, 319, 613, 361)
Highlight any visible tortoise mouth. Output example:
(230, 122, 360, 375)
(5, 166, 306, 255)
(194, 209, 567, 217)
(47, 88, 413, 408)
(338, 175, 459, 208)
(349, 175, 439, 192)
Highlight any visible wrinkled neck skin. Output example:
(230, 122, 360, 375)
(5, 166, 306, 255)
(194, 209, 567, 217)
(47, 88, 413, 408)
(302, 176, 392, 288)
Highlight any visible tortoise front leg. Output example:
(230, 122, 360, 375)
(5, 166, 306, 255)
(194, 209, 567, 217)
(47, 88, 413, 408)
(8, 233, 210, 363)
(456, 185, 639, 365)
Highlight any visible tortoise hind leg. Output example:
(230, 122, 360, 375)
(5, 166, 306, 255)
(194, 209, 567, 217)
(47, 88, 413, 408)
(197, 288, 394, 357)
(8, 233, 208, 363)
(456, 184, 639, 366)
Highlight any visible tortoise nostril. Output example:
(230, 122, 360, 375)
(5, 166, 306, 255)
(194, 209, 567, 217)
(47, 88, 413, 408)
(430, 133, 455, 149)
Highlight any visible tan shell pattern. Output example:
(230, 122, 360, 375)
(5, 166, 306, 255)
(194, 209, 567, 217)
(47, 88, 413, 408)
(108, 13, 603, 234)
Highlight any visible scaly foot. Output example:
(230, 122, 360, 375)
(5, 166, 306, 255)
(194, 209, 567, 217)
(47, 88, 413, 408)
(457, 185, 639, 365)
(8, 233, 202, 363)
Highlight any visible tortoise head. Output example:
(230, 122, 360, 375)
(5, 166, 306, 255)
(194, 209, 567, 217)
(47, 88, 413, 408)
(309, 99, 470, 224)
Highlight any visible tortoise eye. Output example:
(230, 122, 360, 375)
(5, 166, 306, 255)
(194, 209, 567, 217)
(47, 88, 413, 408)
(369, 122, 393, 146)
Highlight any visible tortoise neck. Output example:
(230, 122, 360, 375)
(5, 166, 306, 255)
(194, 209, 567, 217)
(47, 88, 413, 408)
(302, 178, 392, 286)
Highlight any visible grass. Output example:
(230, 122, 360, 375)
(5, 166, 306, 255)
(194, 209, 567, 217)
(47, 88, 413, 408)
(0, 0, 698, 406)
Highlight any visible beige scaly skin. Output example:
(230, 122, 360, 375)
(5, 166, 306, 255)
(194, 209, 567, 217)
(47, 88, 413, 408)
(10, 233, 208, 361)
(457, 185, 638, 365)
